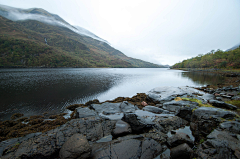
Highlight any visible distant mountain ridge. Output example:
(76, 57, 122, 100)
(0, 4, 165, 68)
(225, 43, 240, 52)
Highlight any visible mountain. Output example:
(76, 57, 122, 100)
(225, 43, 240, 52)
(0, 4, 165, 68)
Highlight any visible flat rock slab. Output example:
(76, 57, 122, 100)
(91, 138, 162, 159)
(75, 107, 97, 118)
(209, 100, 237, 110)
(91, 102, 121, 114)
(147, 86, 210, 103)
(112, 120, 132, 138)
(59, 133, 91, 159)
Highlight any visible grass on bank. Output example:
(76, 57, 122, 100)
(174, 97, 214, 108)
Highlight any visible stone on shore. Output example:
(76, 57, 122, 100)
(167, 132, 194, 148)
(112, 120, 132, 138)
(209, 99, 237, 110)
(170, 143, 193, 159)
(59, 133, 91, 159)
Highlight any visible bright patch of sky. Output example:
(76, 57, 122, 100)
(0, 0, 239, 65)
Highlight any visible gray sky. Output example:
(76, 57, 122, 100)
(0, 0, 240, 65)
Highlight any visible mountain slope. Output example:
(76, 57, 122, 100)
(0, 5, 164, 68)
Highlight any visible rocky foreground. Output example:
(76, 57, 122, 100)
(0, 86, 240, 159)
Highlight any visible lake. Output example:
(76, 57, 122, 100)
(0, 68, 225, 121)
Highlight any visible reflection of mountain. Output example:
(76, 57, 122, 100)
(0, 4, 164, 68)
(181, 72, 225, 86)
(0, 69, 124, 121)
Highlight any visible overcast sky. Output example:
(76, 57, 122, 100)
(0, 0, 240, 65)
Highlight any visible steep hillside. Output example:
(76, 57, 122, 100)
(0, 5, 164, 68)
(172, 47, 240, 69)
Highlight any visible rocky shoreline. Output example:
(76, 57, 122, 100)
(0, 86, 240, 159)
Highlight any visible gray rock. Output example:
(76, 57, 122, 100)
(0, 132, 42, 157)
(209, 100, 237, 110)
(120, 101, 136, 113)
(153, 116, 188, 133)
(170, 143, 193, 159)
(91, 138, 162, 159)
(112, 120, 132, 138)
(122, 113, 154, 133)
(1, 117, 116, 158)
(219, 121, 240, 134)
(59, 133, 91, 159)
(143, 128, 168, 143)
(163, 100, 198, 114)
(196, 130, 240, 159)
(176, 107, 194, 122)
(147, 86, 209, 104)
(167, 132, 194, 148)
(90, 102, 121, 114)
(75, 107, 97, 118)
(143, 106, 164, 114)
(190, 107, 237, 141)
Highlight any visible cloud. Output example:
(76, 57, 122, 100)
(0, 4, 109, 43)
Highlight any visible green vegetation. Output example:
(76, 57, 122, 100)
(225, 100, 240, 108)
(0, 12, 163, 68)
(172, 48, 240, 69)
(175, 97, 214, 108)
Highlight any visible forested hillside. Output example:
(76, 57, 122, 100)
(172, 47, 240, 69)
(0, 5, 164, 68)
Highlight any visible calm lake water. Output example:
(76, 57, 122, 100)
(0, 68, 225, 121)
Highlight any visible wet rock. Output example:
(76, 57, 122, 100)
(163, 100, 198, 114)
(219, 121, 240, 134)
(167, 132, 194, 148)
(176, 107, 194, 122)
(120, 101, 136, 113)
(147, 86, 209, 104)
(209, 99, 237, 110)
(1, 117, 116, 158)
(170, 143, 193, 159)
(196, 129, 240, 159)
(0, 132, 42, 157)
(59, 133, 91, 159)
(153, 116, 188, 133)
(91, 138, 162, 159)
(190, 107, 237, 141)
(90, 102, 121, 114)
(143, 106, 164, 114)
(75, 107, 97, 118)
(112, 120, 132, 138)
(122, 113, 154, 133)
(143, 128, 168, 143)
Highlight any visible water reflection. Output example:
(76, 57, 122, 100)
(181, 71, 225, 86)
(0, 68, 224, 121)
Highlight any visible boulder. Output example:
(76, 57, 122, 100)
(90, 102, 121, 114)
(119, 101, 136, 113)
(190, 107, 237, 141)
(167, 132, 194, 148)
(1, 117, 116, 158)
(122, 113, 154, 133)
(163, 100, 198, 114)
(142, 106, 164, 114)
(153, 116, 188, 133)
(170, 143, 193, 159)
(219, 121, 240, 134)
(209, 100, 237, 110)
(59, 133, 91, 159)
(112, 120, 132, 138)
(196, 129, 240, 159)
(75, 107, 97, 118)
(91, 137, 162, 159)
